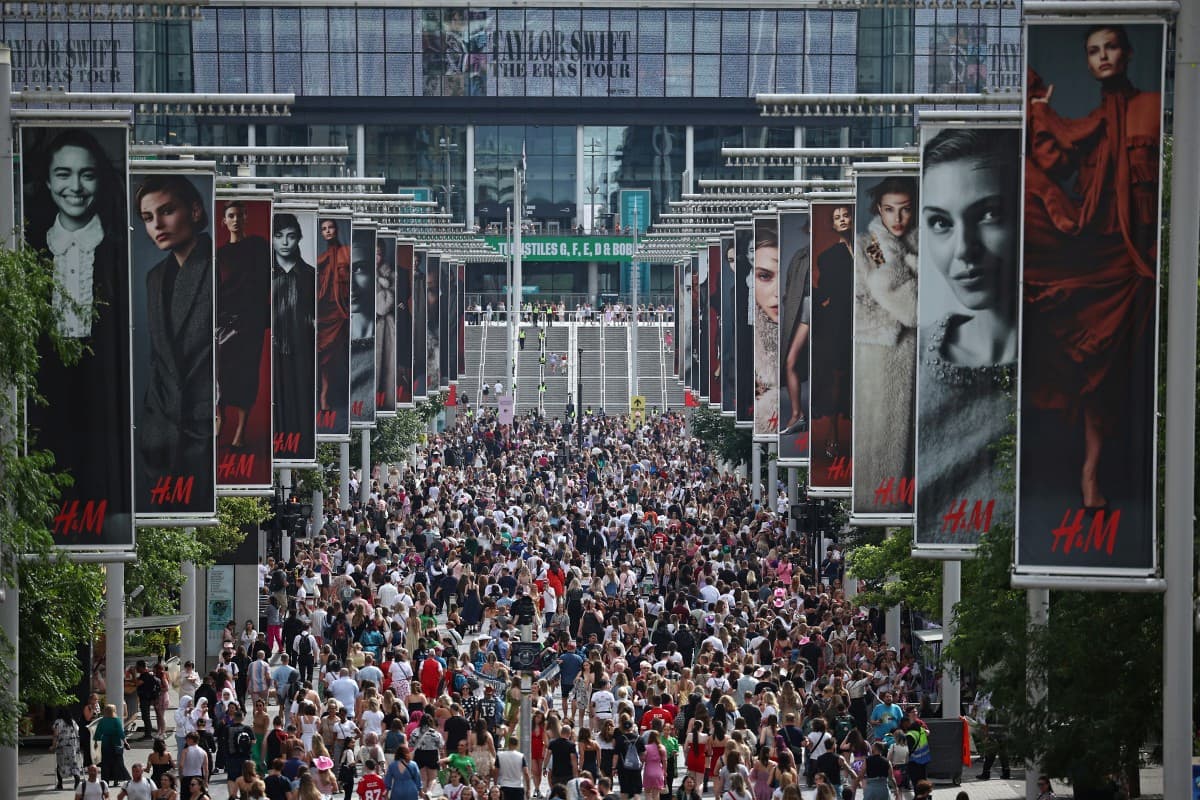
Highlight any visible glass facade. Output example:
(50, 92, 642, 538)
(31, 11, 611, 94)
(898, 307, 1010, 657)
(364, 125, 469, 221)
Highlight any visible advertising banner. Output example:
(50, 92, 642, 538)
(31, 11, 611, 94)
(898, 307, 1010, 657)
(678, 257, 693, 388)
(1016, 20, 1165, 578)
(21, 124, 134, 547)
(707, 241, 722, 408)
(316, 213, 352, 440)
(396, 241, 415, 408)
(778, 207, 811, 465)
(752, 212, 779, 442)
(375, 233, 398, 417)
(439, 254, 451, 392)
(914, 125, 1020, 553)
(458, 262, 467, 381)
(672, 261, 681, 379)
(271, 207, 318, 467)
(619, 188, 651, 234)
(412, 247, 428, 401)
(720, 233, 736, 416)
(447, 258, 458, 386)
(809, 201, 856, 497)
(734, 222, 754, 428)
(690, 252, 700, 395)
(697, 247, 709, 401)
(214, 196, 273, 492)
(349, 223, 377, 429)
(129, 168, 216, 520)
(851, 170, 919, 525)
(430, 253, 446, 392)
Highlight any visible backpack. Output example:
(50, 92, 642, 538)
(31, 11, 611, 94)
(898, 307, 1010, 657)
(621, 739, 642, 772)
(270, 570, 286, 592)
(298, 635, 314, 659)
(231, 726, 253, 757)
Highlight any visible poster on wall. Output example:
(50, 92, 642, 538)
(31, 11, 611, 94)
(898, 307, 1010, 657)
(697, 247, 709, 401)
(20, 123, 134, 547)
(720, 233, 736, 417)
(808, 201, 856, 497)
(375, 233, 398, 418)
(129, 168, 216, 521)
(349, 222, 377, 429)
(1016, 19, 1165, 578)
(396, 240, 415, 408)
(678, 257, 693, 389)
(271, 207, 318, 468)
(689, 252, 700, 395)
(439, 255, 451, 392)
(850, 169, 919, 526)
(316, 213, 352, 441)
(707, 240, 722, 408)
(752, 212, 779, 442)
(458, 261, 467, 381)
(428, 252, 445, 393)
(734, 222, 754, 428)
(206, 564, 234, 654)
(777, 206, 811, 465)
(412, 247, 429, 401)
(672, 261, 681, 379)
(214, 194, 273, 493)
(913, 125, 1020, 554)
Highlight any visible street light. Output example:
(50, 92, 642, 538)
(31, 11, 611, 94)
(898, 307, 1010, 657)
(438, 135, 460, 216)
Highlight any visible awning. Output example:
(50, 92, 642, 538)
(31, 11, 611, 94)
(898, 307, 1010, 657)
(124, 614, 189, 632)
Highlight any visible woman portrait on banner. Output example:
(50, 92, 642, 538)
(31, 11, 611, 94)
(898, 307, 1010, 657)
(135, 173, 215, 510)
(854, 176, 918, 509)
(317, 217, 351, 420)
(780, 218, 810, 440)
(376, 239, 397, 409)
(752, 219, 780, 436)
(812, 205, 854, 461)
(917, 128, 1019, 539)
(271, 213, 316, 449)
(1024, 24, 1161, 513)
(350, 232, 377, 418)
(24, 126, 130, 528)
(216, 200, 270, 451)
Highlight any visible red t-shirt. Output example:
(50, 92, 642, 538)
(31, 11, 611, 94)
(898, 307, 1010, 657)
(357, 773, 387, 800)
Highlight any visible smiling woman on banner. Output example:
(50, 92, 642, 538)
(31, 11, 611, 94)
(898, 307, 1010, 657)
(752, 219, 780, 437)
(916, 128, 1020, 540)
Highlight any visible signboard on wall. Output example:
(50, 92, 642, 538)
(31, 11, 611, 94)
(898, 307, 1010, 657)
(484, 235, 634, 262)
(0, 22, 135, 91)
(206, 565, 234, 654)
(619, 189, 651, 234)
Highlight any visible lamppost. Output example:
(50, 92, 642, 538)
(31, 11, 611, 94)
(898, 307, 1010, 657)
(438, 135, 459, 216)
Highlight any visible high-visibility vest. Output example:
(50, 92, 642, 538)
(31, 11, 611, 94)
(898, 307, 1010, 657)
(909, 727, 931, 764)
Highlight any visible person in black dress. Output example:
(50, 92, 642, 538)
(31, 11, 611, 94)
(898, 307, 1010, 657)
(271, 213, 317, 455)
(812, 204, 854, 458)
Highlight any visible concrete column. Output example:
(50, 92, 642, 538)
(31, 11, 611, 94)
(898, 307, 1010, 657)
(180, 559, 197, 667)
(576, 125, 586, 230)
(361, 429, 371, 504)
(767, 443, 778, 509)
(339, 443, 351, 511)
(685, 126, 695, 190)
(793, 126, 805, 181)
(1026, 589, 1049, 799)
(787, 468, 798, 534)
(466, 124, 476, 229)
(885, 599, 901, 652)
(355, 124, 365, 180)
(941, 560, 961, 719)
(105, 562, 125, 715)
(0, 566, 17, 800)
(750, 444, 761, 502)
(587, 262, 599, 303)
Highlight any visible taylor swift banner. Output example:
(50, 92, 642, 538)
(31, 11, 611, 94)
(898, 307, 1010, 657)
(808, 201, 855, 498)
(752, 212, 779, 442)
(697, 246, 709, 401)
(350, 223, 377, 429)
(412, 247, 429, 401)
(777, 207, 811, 465)
(913, 126, 1020, 553)
(707, 240, 722, 408)
(21, 123, 134, 547)
(375, 233, 398, 418)
(214, 194, 273, 493)
(271, 207, 318, 468)
(396, 240, 415, 408)
(720, 233, 736, 417)
(851, 170, 919, 526)
(316, 213, 352, 441)
(1016, 19, 1165, 579)
(734, 222, 754, 428)
(129, 168, 216, 521)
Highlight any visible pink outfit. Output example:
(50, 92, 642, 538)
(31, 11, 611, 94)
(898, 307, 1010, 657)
(643, 743, 666, 791)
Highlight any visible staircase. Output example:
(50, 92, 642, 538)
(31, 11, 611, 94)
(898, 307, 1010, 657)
(636, 326, 667, 412)
(577, 324, 603, 412)
(603, 325, 629, 413)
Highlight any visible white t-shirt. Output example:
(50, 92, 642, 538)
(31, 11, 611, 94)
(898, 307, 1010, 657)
(75, 779, 109, 800)
(120, 777, 156, 800)
(497, 750, 527, 788)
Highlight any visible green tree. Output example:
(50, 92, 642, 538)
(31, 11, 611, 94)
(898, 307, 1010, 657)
(0, 243, 101, 744)
(845, 527, 941, 618)
(689, 405, 752, 467)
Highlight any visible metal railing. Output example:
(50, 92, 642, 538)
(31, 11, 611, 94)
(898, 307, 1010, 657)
(465, 306, 675, 325)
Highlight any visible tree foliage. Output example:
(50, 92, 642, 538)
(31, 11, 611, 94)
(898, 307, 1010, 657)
(19, 558, 104, 710)
(845, 527, 941, 618)
(689, 405, 752, 467)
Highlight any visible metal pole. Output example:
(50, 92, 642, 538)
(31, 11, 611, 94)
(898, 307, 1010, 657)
(1163, 3, 1199, 796)
(787, 468, 798, 536)
(767, 443, 778, 510)
(941, 560, 961, 719)
(106, 562, 125, 715)
(361, 429, 371, 504)
(180, 559, 197, 667)
(512, 169, 523, 400)
(885, 598, 902, 652)
(630, 208, 639, 398)
(339, 442, 351, 511)
(278, 468, 293, 563)
(0, 46, 17, 800)
(577, 347, 584, 450)
(751, 444, 762, 502)
(519, 624, 533, 775)
(1025, 589, 1049, 799)
(506, 207, 514, 396)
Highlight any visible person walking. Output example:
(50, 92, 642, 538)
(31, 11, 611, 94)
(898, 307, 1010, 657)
(95, 704, 130, 783)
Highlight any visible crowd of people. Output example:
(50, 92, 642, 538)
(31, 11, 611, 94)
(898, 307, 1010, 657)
(466, 302, 673, 326)
(61, 407, 1031, 800)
